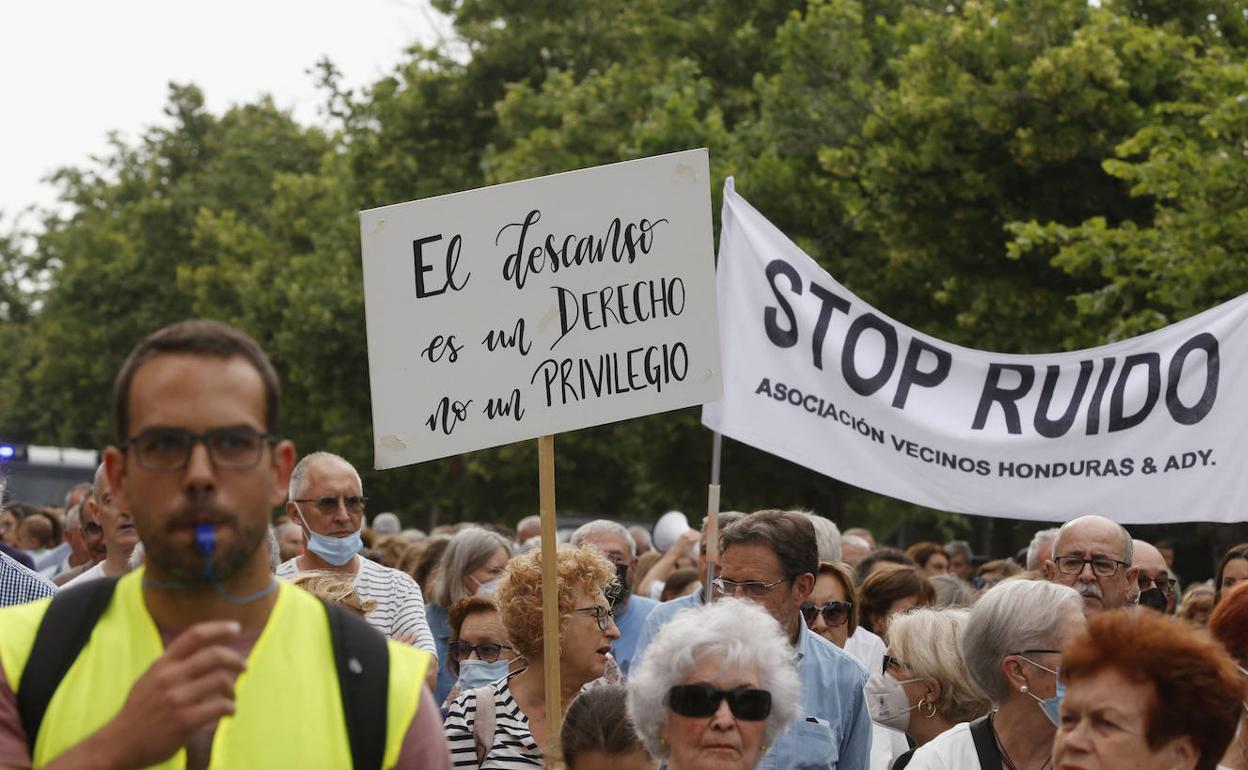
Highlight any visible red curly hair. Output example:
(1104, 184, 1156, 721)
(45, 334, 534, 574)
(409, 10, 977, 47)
(495, 543, 616, 659)
(1061, 610, 1241, 770)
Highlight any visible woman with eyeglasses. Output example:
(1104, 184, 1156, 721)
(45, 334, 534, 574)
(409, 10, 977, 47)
(1210, 581, 1248, 769)
(438, 595, 522, 712)
(870, 609, 991, 769)
(1055, 608, 1240, 770)
(905, 580, 1084, 770)
(806, 561, 858, 649)
(426, 527, 514, 703)
(444, 544, 620, 769)
(628, 597, 800, 770)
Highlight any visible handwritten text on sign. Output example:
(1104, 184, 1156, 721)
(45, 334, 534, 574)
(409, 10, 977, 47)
(360, 150, 722, 469)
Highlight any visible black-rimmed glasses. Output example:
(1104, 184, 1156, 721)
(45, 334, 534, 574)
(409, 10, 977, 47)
(573, 605, 615, 631)
(800, 600, 852, 628)
(1054, 556, 1129, 578)
(667, 684, 772, 721)
(291, 494, 368, 516)
(448, 641, 515, 663)
(122, 426, 276, 471)
(711, 576, 790, 599)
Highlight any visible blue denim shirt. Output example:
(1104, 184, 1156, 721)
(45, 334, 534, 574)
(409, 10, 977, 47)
(633, 592, 872, 769)
(426, 602, 455, 704)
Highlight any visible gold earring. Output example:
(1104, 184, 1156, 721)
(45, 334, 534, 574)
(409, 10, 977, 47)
(919, 697, 938, 719)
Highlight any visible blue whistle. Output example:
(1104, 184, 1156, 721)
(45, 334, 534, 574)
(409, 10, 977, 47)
(195, 523, 217, 555)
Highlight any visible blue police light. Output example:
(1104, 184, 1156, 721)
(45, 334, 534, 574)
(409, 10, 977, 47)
(0, 445, 14, 460)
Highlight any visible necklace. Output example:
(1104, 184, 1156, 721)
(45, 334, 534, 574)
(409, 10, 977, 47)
(992, 712, 1053, 770)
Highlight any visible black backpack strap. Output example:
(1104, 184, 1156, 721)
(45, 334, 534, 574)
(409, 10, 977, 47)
(968, 714, 1005, 770)
(17, 577, 120, 753)
(323, 599, 390, 770)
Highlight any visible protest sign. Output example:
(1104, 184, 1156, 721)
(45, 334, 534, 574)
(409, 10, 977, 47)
(703, 179, 1248, 524)
(360, 149, 721, 470)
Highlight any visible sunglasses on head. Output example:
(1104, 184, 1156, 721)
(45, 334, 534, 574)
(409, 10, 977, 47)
(800, 600, 852, 628)
(667, 684, 772, 721)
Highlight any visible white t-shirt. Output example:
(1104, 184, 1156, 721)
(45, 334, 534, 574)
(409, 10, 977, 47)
(60, 561, 107, 589)
(845, 625, 887, 673)
(276, 556, 437, 658)
(903, 722, 980, 770)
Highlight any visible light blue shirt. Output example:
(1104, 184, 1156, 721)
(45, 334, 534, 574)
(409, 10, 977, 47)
(610, 594, 658, 677)
(632, 592, 872, 770)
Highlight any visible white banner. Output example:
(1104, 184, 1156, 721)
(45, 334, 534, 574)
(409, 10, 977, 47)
(702, 179, 1248, 524)
(361, 150, 721, 469)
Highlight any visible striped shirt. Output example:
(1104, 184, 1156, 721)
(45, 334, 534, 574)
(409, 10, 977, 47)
(276, 556, 436, 658)
(444, 678, 543, 769)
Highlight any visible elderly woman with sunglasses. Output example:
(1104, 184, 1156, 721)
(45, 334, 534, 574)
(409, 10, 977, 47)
(628, 597, 800, 770)
(871, 609, 991, 770)
(444, 544, 620, 768)
(905, 580, 1085, 770)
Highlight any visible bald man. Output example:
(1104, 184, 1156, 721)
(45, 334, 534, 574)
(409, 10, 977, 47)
(1133, 539, 1176, 614)
(62, 464, 140, 587)
(1044, 515, 1138, 615)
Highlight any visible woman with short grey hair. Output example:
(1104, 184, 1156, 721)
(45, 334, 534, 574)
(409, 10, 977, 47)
(426, 527, 513, 703)
(628, 598, 800, 770)
(904, 580, 1084, 770)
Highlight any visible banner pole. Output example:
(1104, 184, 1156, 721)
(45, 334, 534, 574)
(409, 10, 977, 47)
(537, 434, 564, 765)
(703, 432, 723, 605)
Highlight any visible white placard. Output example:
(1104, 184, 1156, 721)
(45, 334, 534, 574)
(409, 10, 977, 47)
(361, 150, 721, 469)
(703, 178, 1248, 524)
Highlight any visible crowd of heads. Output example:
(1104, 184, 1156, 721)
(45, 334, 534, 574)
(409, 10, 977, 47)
(5, 318, 1248, 770)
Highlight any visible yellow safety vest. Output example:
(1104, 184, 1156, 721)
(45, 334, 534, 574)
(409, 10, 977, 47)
(0, 569, 429, 769)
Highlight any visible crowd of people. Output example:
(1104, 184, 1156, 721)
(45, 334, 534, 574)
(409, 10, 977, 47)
(1, 318, 1246, 770)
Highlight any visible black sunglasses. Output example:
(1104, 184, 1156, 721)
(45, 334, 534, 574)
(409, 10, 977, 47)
(801, 600, 852, 628)
(667, 684, 772, 721)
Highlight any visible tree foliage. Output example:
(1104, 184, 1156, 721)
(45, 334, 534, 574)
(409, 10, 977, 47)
(2, 0, 1244, 550)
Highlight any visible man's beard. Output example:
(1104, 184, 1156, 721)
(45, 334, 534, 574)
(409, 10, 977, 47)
(144, 501, 267, 585)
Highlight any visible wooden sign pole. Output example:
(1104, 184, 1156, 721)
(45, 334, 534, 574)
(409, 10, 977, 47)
(537, 434, 564, 765)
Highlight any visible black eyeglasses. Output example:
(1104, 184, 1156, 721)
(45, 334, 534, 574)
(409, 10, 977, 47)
(1137, 574, 1177, 595)
(573, 605, 616, 632)
(883, 654, 908, 675)
(448, 641, 514, 663)
(291, 494, 368, 516)
(800, 600, 852, 628)
(1055, 556, 1129, 578)
(667, 684, 772, 721)
(122, 427, 276, 471)
(711, 577, 790, 599)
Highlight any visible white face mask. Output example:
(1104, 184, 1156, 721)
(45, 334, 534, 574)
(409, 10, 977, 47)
(865, 672, 924, 732)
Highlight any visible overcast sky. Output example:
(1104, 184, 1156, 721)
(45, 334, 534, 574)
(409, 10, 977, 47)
(2, 0, 448, 224)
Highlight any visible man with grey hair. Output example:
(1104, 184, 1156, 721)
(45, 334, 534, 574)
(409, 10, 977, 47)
(276, 451, 436, 660)
(571, 519, 658, 675)
(514, 514, 541, 546)
(637, 510, 870, 770)
(841, 533, 871, 566)
(274, 520, 305, 563)
(1026, 527, 1061, 571)
(627, 524, 653, 556)
(944, 540, 974, 582)
(63, 464, 139, 588)
(1133, 539, 1176, 614)
(1043, 514, 1137, 616)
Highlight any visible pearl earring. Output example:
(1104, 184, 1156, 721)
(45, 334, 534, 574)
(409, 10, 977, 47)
(1020, 685, 1029, 694)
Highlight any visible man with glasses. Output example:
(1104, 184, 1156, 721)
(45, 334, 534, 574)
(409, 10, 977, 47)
(1043, 514, 1139, 616)
(0, 319, 450, 769)
(1132, 539, 1177, 614)
(276, 451, 437, 659)
(62, 464, 140, 588)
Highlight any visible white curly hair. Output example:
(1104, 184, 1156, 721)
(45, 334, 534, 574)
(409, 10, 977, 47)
(626, 598, 800, 760)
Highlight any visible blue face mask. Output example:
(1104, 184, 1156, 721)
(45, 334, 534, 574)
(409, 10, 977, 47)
(295, 504, 363, 566)
(1020, 656, 1063, 726)
(458, 658, 512, 690)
